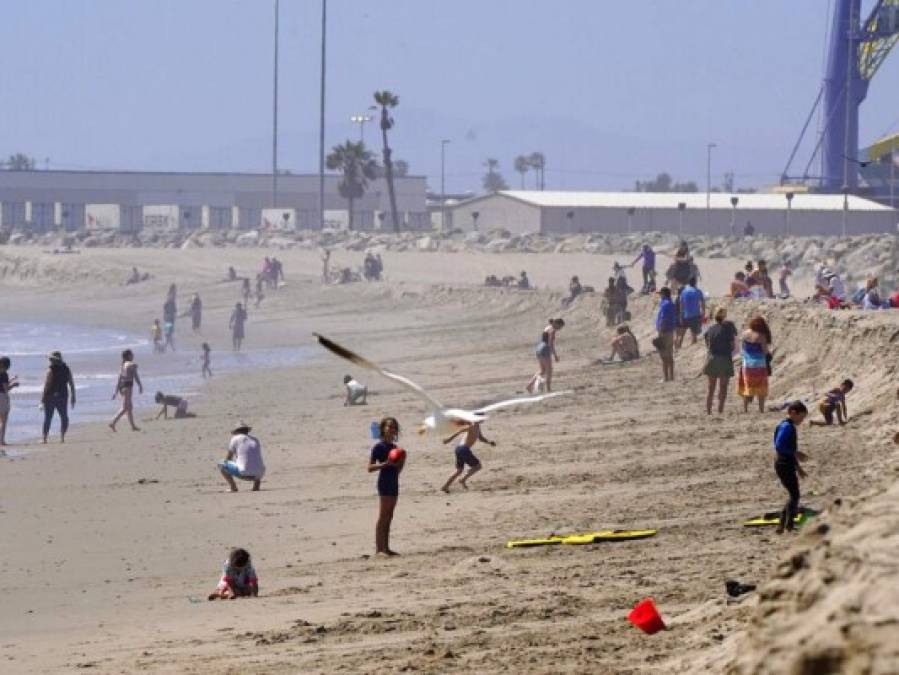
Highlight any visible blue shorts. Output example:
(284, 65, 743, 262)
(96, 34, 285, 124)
(455, 445, 481, 470)
(219, 461, 258, 481)
(682, 316, 702, 335)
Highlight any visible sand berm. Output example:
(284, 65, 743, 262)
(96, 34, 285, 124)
(0, 244, 896, 674)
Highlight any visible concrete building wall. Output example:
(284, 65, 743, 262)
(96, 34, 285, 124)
(450, 195, 541, 234)
(0, 171, 428, 232)
(449, 194, 897, 237)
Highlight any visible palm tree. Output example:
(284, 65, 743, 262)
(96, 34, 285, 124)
(482, 158, 509, 193)
(514, 155, 530, 189)
(528, 152, 546, 190)
(373, 90, 401, 232)
(325, 141, 379, 231)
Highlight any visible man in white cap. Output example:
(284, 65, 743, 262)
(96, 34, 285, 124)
(218, 423, 265, 492)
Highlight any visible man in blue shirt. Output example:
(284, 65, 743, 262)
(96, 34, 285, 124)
(655, 287, 677, 382)
(676, 276, 706, 348)
(773, 401, 809, 534)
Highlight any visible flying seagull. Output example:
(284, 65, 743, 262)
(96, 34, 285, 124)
(314, 333, 571, 436)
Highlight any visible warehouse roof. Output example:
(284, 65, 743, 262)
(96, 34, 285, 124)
(459, 190, 893, 212)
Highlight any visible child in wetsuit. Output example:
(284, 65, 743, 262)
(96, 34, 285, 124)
(441, 422, 494, 492)
(367, 417, 404, 556)
(773, 401, 809, 534)
(207, 548, 258, 600)
(809, 379, 854, 426)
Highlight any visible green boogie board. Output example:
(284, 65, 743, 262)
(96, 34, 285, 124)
(507, 529, 657, 549)
(743, 507, 819, 528)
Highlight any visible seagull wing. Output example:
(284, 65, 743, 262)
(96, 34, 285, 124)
(314, 333, 443, 409)
(473, 390, 572, 415)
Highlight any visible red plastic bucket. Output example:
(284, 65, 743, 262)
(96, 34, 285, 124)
(628, 598, 665, 634)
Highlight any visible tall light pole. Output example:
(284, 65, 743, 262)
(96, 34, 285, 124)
(730, 196, 738, 236)
(841, 185, 849, 238)
(891, 136, 896, 211)
(706, 142, 716, 232)
(318, 0, 327, 230)
(626, 207, 635, 234)
(440, 139, 450, 232)
(678, 201, 686, 236)
(785, 191, 794, 236)
(350, 113, 373, 143)
(272, 0, 280, 208)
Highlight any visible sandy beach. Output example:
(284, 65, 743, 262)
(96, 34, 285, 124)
(1, 245, 897, 674)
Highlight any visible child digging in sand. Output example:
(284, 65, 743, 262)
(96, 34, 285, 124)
(773, 401, 809, 534)
(809, 379, 854, 426)
(208, 548, 258, 600)
(441, 422, 494, 492)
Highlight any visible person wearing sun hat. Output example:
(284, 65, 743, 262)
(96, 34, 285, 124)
(41, 351, 75, 444)
(218, 422, 265, 492)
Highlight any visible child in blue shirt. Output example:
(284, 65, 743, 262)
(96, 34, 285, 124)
(809, 379, 854, 426)
(773, 401, 809, 534)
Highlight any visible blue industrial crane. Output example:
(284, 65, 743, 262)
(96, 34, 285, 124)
(782, 0, 899, 193)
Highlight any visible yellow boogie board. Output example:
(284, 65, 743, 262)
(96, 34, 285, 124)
(506, 529, 657, 549)
(561, 529, 657, 545)
(743, 507, 818, 528)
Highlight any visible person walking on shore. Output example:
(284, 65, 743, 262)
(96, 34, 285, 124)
(41, 351, 75, 444)
(654, 287, 677, 382)
(229, 302, 248, 352)
(676, 277, 706, 348)
(0, 356, 20, 447)
(737, 316, 772, 413)
(702, 307, 738, 414)
(163, 291, 177, 353)
(527, 318, 564, 393)
(201, 342, 213, 378)
(110, 349, 143, 432)
(367, 417, 404, 556)
(190, 293, 203, 333)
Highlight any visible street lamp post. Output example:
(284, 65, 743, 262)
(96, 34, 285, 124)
(566, 210, 575, 233)
(729, 196, 738, 236)
(471, 211, 480, 232)
(677, 201, 686, 236)
(706, 143, 716, 232)
(440, 139, 450, 232)
(841, 185, 849, 238)
(785, 191, 794, 236)
(272, 0, 280, 208)
(350, 113, 373, 143)
(626, 207, 635, 234)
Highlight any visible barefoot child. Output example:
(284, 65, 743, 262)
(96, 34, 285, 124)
(343, 374, 368, 406)
(207, 548, 258, 600)
(201, 342, 212, 378)
(441, 421, 494, 492)
(773, 401, 809, 534)
(151, 319, 163, 354)
(809, 379, 854, 426)
(367, 417, 404, 556)
(154, 391, 192, 419)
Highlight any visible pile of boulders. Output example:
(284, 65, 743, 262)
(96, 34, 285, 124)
(2, 226, 896, 284)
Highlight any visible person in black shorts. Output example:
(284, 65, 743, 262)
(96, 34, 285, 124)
(441, 422, 494, 493)
(367, 417, 404, 556)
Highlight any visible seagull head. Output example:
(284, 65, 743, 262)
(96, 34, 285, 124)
(417, 414, 436, 435)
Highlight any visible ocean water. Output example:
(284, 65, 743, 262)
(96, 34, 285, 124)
(0, 321, 314, 453)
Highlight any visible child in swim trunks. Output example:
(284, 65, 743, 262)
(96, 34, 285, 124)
(208, 548, 258, 600)
(441, 422, 494, 492)
(809, 379, 854, 426)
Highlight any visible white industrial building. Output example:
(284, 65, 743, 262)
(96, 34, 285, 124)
(448, 191, 897, 236)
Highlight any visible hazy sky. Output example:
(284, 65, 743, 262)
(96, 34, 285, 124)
(1, 0, 897, 193)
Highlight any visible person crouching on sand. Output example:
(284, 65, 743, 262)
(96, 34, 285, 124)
(809, 379, 854, 426)
(773, 401, 809, 534)
(154, 391, 193, 419)
(218, 423, 265, 492)
(609, 325, 639, 362)
(367, 417, 404, 556)
(208, 548, 258, 600)
(441, 421, 494, 493)
(110, 349, 142, 432)
(343, 374, 368, 406)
